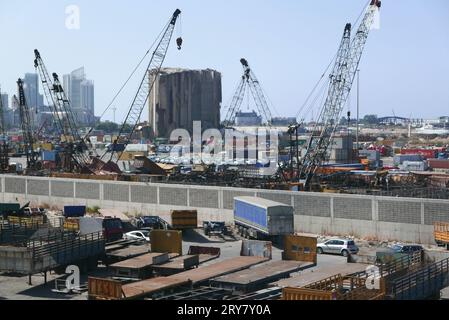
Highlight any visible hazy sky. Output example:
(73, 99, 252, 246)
(0, 0, 448, 123)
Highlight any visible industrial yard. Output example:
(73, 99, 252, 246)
(0, 0, 449, 305)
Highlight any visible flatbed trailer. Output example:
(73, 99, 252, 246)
(152, 255, 200, 276)
(105, 244, 151, 265)
(109, 252, 169, 280)
(0, 231, 105, 284)
(210, 260, 313, 293)
(88, 256, 268, 300)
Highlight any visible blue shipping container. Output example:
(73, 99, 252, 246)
(235, 200, 268, 230)
(64, 206, 86, 218)
(41, 150, 56, 162)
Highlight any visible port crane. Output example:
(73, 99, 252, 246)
(298, 0, 381, 189)
(223, 58, 273, 127)
(16, 79, 40, 170)
(34, 50, 92, 172)
(0, 87, 9, 172)
(108, 9, 182, 162)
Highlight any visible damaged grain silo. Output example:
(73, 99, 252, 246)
(148, 68, 222, 138)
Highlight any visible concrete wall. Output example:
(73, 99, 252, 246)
(2, 175, 449, 245)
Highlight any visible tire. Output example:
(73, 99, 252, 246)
(341, 250, 349, 257)
(317, 247, 323, 254)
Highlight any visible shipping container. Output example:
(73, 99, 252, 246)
(393, 154, 423, 165)
(0, 203, 21, 216)
(41, 150, 56, 162)
(399, 161, 428, 171)
(63, 205, 86, 218)
(234, 196, 294, 240)
(401, 149, 437, 159)
(171, 210, 198, 230)
(428, 159, 449, 170)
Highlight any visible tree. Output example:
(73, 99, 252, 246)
(363, 114, 379, 125)
(95, 121, 119, 133)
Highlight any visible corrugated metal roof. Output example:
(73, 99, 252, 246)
(234, 196, 291, 209)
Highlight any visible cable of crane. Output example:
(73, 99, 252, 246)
(94, 19, 171, 127)
(295, 0, 371, 122)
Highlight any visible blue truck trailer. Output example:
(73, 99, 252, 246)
(234, 196, 294, 241)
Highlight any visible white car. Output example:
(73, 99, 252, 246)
(123, 230, 150, 242)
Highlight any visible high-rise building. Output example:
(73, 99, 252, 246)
(0, 93, 8, 110)
(148, 68, 222, 138)
(81, 80, 95, 118)
(23, 73, 44, 110)
(63, 67, 95, 125)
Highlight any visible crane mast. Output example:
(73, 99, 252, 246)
(110, 9, 182, 161)
(299, 0, 381, 188)
(0, 87, 9, 172)
(223, 59, 273, 127)
(223, 76, 247, 127)
(16, 79, 39, 170)
(241, 58, 273, 126)
(34, 50, 91, 171)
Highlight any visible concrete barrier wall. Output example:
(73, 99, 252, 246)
(1, 175, 449, 244)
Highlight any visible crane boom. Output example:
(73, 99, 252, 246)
(241, 59, 273, 125)
(17, 79, 39, 169)
(34, 50, 91, 170)
(223, 58, 274, 127)
(223, 76, 247, 127)
(111, 9, 181, 160)
(299, 0, 381, 188)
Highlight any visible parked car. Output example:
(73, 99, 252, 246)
(123, 230, 150, 242)
(317, 239, 359, 257)
(376, 244, 424, 264)
(388, 244, 423, 254)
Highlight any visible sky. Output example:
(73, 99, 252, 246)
(0, 0, 448, 123)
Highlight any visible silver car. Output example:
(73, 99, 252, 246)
(317, 239, 359, 257)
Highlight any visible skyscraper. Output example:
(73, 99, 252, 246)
(0, 93, 8, 110)
(63, 67, 95, 125)
(81, 79, 95, 122)
(23, 73, 44, 110)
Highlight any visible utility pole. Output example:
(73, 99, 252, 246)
(356, 69, 360, 150)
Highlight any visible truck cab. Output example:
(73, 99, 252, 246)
(101, 217, 124, 243)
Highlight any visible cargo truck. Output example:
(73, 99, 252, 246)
(64, 216, 123, 243)
(233, 197, 294, 241)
